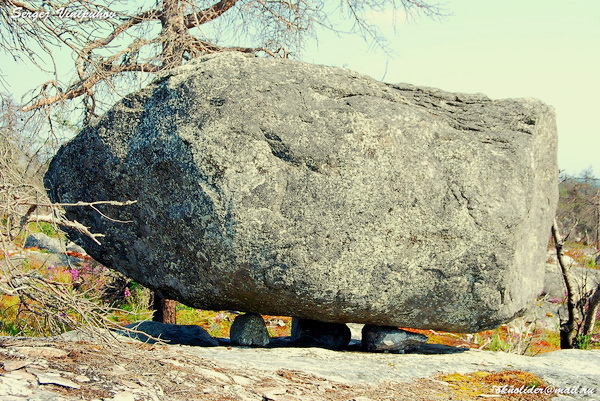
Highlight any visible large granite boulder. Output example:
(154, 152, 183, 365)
(45, 52, 558, 332)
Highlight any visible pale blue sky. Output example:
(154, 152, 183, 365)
(305, 0, 599, 176)
(2, 0, 598, 175)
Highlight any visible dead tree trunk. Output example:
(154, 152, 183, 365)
(595, 190, 600, 247)
(148, 0, 190, 325)
(151, 290, 177, 324)
(551, 219, 578, 349)
(581, 284, 600, 337)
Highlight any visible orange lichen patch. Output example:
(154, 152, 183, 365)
(398, 327, 424, 334)
(400, 328, 480, 348)
(64, 251, 92, 260)
(399, 326, 562, 355)
(263, 315, 292, 337)
(529, 335, 561, 354)
(437, 370, 553, 400)
(429, 333, 479, 349)
(482, 370, 547, 388)
(564, 249, 588, 266)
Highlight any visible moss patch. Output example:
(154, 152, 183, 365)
(437, 370, 554, 400)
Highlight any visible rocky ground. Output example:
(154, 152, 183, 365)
(1, 331, 599, 401)
(2, 236, 598, 400)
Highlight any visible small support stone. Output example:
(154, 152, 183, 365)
(361, 325, 428, 353)
(230, 312, 270, 347)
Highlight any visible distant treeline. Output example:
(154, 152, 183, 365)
(558, 169, 600, 245)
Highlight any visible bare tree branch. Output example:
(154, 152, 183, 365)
(184, 0, 239, 28)
(78, 8, 163, 70)
(3, 0, 37, 12)
(27, 214, 105, 244)
(22, 62, 161, 112)
(1, 0, 444, 118)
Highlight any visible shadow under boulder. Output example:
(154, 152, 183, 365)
(119, 321, 218, 346)
(291, 318, 351, 350)
(114, 318, 469, 355)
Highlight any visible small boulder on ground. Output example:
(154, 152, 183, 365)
(291, 319, 351, 350)
(362, 325, 428, 353)
(66, 242, 86, 255)
(230, 313, 270, 347)
(24, 233, 65, 253)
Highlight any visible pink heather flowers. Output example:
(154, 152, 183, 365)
(81, 263, 92, 273)
(214, 312, 224, 323)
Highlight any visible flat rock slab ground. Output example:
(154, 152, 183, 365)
(1, 335, 598, 401)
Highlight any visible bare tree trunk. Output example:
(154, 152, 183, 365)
(595, 190, 600, 247)
(151, 290, 177, 324)
(581, 284, 600, 337)
(147, 0, 188, 325)
(160, 0, 188, 69)
(551, 219, 578, 349)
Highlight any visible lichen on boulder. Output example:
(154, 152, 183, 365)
(45, 52, 558, 332)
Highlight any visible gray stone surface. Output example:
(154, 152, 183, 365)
(542, 263, 600, 301)
(291, 319, 351, 350)
(7, 249, 83, 270)
(24, 233, 65, 253)
(361, 325, 428, 352)
(119, 321, 218, 346)
(536, 264, 600, 330)
(65, 242, 86, 255)
(186, 346, 600, 400)
(45, 51, 558, 332)
(5, 336, 599, 400)
(230, 313, 270, 347)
